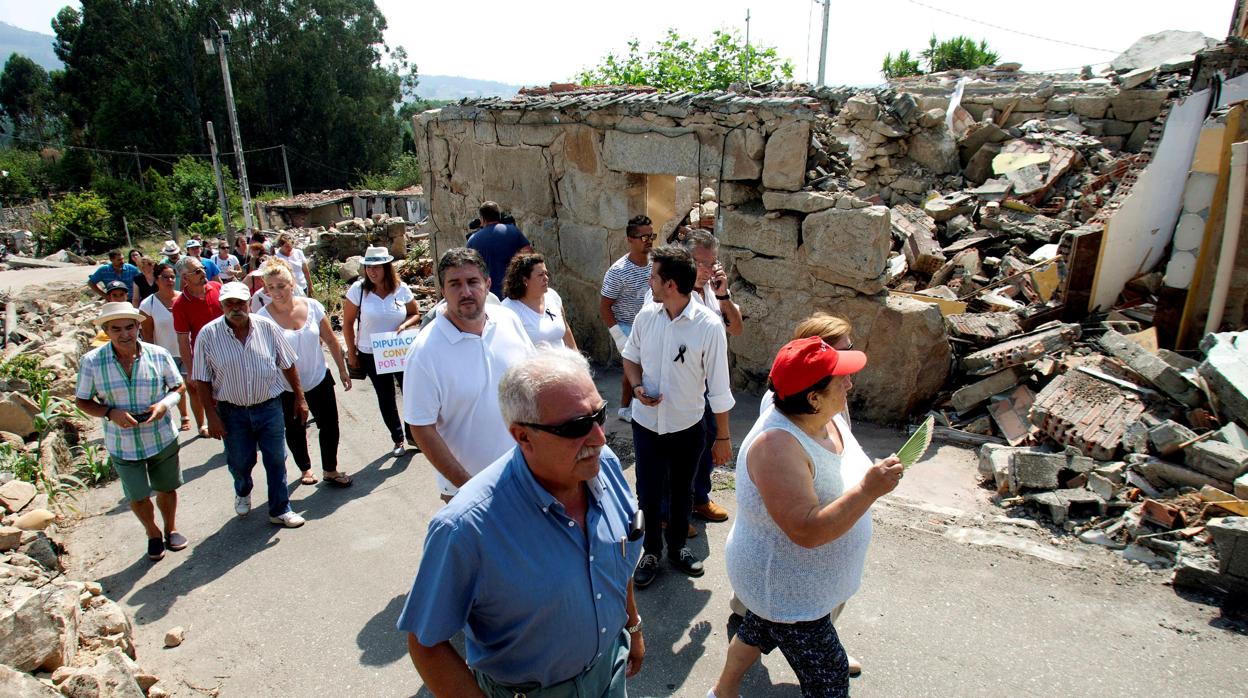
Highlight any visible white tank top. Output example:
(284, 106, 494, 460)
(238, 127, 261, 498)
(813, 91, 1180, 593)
(725, 408, 873, 622)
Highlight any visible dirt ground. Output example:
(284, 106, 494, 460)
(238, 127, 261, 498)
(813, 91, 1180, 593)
(54, 357, 1248, 696)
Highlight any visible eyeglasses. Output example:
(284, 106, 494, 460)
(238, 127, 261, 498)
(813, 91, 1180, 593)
(186, 268, 205, 276)
(629, 234, 656, 242)
(158, 274, 175, 281)
(519, 403, 607, 439)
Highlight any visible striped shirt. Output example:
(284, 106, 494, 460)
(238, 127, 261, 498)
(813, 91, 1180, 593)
(75, 342, 182, 461)
(191, 315, 297, 406)
(600, 256, 651, 326)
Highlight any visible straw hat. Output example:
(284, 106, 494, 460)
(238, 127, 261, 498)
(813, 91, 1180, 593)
(361, 246, 394, 266)
(94, 302, 145, 327)
(160, 240, 181, 256)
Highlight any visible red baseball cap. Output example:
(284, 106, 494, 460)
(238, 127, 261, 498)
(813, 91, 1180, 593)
(769, 336, 867, 399)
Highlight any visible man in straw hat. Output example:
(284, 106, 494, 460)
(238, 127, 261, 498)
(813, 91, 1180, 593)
(192, 282, 308, 528)
(75, 302, 188, 561)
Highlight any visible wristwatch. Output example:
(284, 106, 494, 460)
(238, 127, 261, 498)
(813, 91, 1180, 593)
(715, 292, 731, 300)
(626, 617, 643, 634)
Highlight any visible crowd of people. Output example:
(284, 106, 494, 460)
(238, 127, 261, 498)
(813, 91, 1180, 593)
(76, 200, 902, 697)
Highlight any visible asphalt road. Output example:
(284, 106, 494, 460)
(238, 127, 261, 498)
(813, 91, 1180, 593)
(62, 365, 1248, 697)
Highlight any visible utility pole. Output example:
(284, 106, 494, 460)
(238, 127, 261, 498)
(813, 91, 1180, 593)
(206, 121, 234, 246)
(132, 147, 145, 192)
(744, 9, 752, 84)
(205, 20, 254, 232)
(817, 0, 831, 87)
(280, 145, 293, 197)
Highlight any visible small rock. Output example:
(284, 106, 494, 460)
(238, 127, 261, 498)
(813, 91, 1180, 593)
(0, 479, 37, 513)
(14, 509, 55, 531)
(0, 525, 21, 551)
(163, 626, 184, 648)
(147, 682, 170, 698)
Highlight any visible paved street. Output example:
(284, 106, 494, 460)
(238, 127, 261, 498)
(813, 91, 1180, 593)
(62, 365, 1248, 697)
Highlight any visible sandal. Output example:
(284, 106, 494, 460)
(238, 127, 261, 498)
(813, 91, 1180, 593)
(198, 426, 209, 438)
(179, 418, 191, 432)
(299, 471, 318, 485)
(323, 472, 352, 488)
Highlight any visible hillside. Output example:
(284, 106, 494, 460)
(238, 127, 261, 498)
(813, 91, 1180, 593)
(0, 22, 60, 71)
(417, 74, 521, 101)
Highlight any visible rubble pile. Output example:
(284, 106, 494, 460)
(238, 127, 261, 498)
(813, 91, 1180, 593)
(956, 325, 1248, 595)
(0, 288, 172, 696)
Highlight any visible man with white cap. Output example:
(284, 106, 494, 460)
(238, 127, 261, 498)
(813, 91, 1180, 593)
(192, 281, 308, 528)
(185, 239, 220, 282)
(75, 302, 188, 561)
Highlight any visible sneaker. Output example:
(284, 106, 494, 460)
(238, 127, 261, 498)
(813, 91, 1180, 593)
(617, 406, 632, 423)
(234, 494, 251, 517)
(392, 443, 406, 456)
(164, 531, 188, 551)
(693, 500, 730, 522)
(269, 511, 306, 528)
(669, 547, 704, 577)
(147, 537, 165, 561)
(634, 553, 659, 588)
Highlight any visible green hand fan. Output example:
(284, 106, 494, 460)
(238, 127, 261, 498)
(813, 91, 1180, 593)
(896, 415, 935, 469)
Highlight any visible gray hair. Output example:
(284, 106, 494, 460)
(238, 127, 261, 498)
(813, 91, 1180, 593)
(684, 229, 719, 253)
(498, 346, 593, 426)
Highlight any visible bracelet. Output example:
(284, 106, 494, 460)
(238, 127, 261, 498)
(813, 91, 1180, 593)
(715, 293, 731, 300)
(103, 407, 113, 420)
(715, 437, 731, 441)
(626, 617, 643, 634)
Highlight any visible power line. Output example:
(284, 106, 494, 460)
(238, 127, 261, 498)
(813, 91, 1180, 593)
(4, 134, 286, 160)
(284, 146, 355, 176)
(901, 0, 1121, 54)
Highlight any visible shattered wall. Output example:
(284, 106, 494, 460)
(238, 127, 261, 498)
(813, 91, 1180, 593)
(414, 89, 950, 422)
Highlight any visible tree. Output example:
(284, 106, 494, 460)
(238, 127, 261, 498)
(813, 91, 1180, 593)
(38, 191, 116, 253)
(881, 35, 1000, 79)
(49, 0, 413, 191)
(882, 50, 921, 80)
(0, 54, 61, 144)
(577, 29, 795, 92)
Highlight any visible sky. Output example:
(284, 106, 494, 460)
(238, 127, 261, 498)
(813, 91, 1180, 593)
(0, 0, 1236, 87)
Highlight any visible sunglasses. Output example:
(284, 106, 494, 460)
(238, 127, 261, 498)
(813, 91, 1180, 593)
(519, 403, 607, 439)
(629, 234, 656, 242)
(186, 268, 205, 275)
(158, 274, 175, 281)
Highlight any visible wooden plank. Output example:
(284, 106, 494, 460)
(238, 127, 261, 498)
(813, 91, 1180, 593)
(889, 290, 968, 316)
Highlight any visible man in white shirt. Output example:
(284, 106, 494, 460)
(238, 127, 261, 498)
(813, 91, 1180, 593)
(623, 245, 734, 588)
(403, 248, 535, 501)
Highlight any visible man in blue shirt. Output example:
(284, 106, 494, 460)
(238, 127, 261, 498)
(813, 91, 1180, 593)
(397, 346, 645, 696)
(185, 240, 220, 282)
(467, 201, 532, 298)
(87, 250, 141, 301)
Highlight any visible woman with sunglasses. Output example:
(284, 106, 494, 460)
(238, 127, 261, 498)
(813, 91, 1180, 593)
(256, 259, 353, 487)
(344, 246, 420, 457)
(138, 263, 191, 431)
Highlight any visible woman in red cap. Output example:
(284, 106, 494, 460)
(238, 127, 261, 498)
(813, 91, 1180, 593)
(710, 336, 904, 698)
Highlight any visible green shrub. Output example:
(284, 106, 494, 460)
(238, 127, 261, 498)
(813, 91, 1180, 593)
(37, 190, 116, 253)
(0, 354, 53, 394)
(186, 212, 223, 240)
(0, 148, 55, 204)
(353, 152, 421, 191)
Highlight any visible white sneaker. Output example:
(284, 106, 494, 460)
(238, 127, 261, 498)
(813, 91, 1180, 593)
(617, 407, 632, 423)
(392, 443, 406, 456)
(269, 511, 305, 528)
(234, 495, 251, 517)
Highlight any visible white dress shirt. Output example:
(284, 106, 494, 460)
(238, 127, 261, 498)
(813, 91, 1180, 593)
(191, 315, 297, 406)
(622, 296, 734, 434)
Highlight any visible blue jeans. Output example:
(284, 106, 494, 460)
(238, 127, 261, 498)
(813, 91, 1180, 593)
(218, 397, 291, 518)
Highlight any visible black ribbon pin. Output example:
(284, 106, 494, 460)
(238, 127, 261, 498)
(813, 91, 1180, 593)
(673, 344, 687, 363)
(545, 309, 557, 320)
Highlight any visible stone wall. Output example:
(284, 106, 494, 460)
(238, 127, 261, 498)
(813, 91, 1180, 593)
(415, 97, 950, 422)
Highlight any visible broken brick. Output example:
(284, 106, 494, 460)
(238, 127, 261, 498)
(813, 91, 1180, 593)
(961, 323, 1081, 376)
(952, 367, 1024, 414)
(1030, 367, 1147, 460)
(1185, 441, 1248, 483)
(1140, 499, 1184, 529)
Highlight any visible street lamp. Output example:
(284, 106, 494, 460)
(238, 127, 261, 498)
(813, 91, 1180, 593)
(205, 18, 255, 232)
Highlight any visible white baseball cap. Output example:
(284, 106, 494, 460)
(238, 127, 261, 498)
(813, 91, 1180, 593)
(218, 281, 252, 303)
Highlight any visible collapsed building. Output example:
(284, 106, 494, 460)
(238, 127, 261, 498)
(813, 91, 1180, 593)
(411, 35, 1248, 424)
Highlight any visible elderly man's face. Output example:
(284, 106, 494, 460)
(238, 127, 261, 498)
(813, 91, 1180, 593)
(222, 298, 249, 326)
(182, 260, 205, 289)
(104, 319, 139, 349)
(441, 263, 488, 323)
(521, 374, 607, 486)
(692, 245, 716, 287)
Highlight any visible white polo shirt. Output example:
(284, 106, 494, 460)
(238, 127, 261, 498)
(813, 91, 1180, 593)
(402, 305, 535, 496)
(622, 296, 734, 434)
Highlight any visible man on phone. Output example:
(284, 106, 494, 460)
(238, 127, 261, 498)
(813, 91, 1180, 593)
(75, 303, 187, 561)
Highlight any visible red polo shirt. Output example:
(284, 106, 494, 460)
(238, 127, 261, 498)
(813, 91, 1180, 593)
(172, 281, 223, 345)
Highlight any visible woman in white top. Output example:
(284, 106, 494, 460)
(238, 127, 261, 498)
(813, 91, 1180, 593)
(343, 246, 420, 456)
(499, 253, 577, 349)
(256, 260, 353, 487)
(710, 336, 902, 698)
(213, 240, 241, 281)
(275, 233, 312, 294)
(138, 262, 191, 432)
